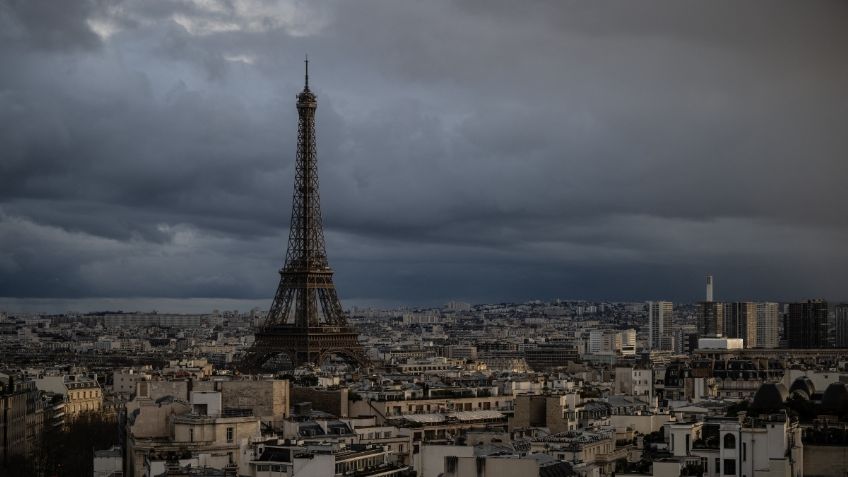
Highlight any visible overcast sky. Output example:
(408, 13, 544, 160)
(1, 0, 847, 312)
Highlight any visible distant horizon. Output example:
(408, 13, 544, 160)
(2, 294, 844, 315)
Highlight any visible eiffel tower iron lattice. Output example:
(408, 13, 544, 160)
(241, 59, 367, 371)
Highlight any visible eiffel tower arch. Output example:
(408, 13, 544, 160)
(241, 59, 367, 372)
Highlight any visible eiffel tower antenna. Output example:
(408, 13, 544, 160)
(304, 54, 309, 91)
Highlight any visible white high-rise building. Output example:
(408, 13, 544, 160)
(756, 302, 780, 348)
(706, 275, 714, 302)
(647, 301, 673, 351)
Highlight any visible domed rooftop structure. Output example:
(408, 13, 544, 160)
(789, 389, 810, 401)
(750, 383, 788, 414)
(789, 377, 816, 397)
(821, 382, 848, 416)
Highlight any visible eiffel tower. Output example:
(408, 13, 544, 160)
(242, 59, 367, 371)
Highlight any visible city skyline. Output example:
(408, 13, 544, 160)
(4, 4, 848, 477)
(2, 1, 848, 312)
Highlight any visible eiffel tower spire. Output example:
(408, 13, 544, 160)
(242, 61, 366, 371)
(304, 54, 309, 91)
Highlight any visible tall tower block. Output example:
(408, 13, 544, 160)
(706, 275, 714, 302)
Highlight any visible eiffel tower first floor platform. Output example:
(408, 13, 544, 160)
(240, 324, 368, 372)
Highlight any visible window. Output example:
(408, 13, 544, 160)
(685, 434, 690, 453)
(189, 428, 194, 442)
(724, 433, 736, 449)
(226, 427, 234, 443)
(715, 458, 720, 473)
(743, 442, 747, 461)
(724, 458, 736, 475)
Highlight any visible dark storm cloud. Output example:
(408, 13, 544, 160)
(0, 0, 101, 50)
(1, 0, 847, 309)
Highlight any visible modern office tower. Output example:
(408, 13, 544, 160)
(587, 330, 633, 355)
(723, 302, 757, 348)
(684, 333, 700, 354)
(524, 344, 580, 371)
(787, 299, 829, 348)
(619, 328, 637, 348)
(781, 303, 790, 345)
(618, 328, 637, 355)
(706, 275, 714, 302)
(674, 329, 684, 353)
(647, 301, 673, 350)
(697, 275, 723, 338)
(836, 304, 848, 348)
(756, 302, 780, 348)
(588, 330, 603, 354)
(697, 301, 724, 337)
(659, 334, 676, 352)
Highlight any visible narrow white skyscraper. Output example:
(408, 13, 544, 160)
(706, 275, 714, 302)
